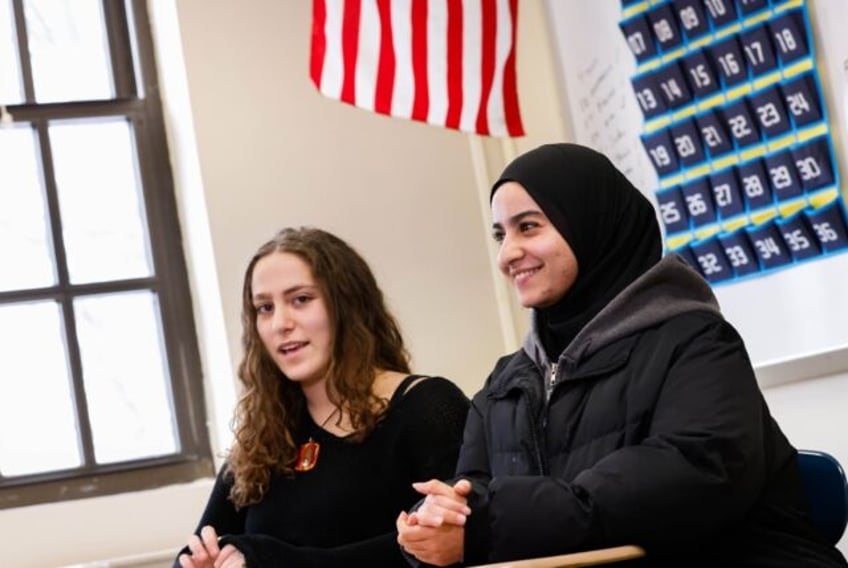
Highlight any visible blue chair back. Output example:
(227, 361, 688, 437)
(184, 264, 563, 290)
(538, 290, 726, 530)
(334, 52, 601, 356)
(796, 449, 848, 545)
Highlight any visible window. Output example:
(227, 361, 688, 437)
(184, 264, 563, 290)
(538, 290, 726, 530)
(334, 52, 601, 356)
(0, 0, 213, 507)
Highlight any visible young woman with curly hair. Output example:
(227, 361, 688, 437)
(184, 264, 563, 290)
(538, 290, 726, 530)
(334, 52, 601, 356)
(175, 227, 469, 568)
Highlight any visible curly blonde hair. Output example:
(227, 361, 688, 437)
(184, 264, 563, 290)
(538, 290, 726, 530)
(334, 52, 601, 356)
(227, 227, 411, 507)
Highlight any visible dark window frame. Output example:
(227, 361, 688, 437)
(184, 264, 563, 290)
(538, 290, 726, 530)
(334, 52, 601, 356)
(0, 0, 213, 508)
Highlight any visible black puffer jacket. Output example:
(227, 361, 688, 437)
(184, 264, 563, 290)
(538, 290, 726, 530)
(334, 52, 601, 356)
(458, 254, 846, 567)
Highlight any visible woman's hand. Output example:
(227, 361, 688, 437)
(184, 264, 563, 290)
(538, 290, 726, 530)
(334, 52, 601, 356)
(409, 478, 472, 527)
(178, 525, 245, 568)
(396, 478, 472, 566)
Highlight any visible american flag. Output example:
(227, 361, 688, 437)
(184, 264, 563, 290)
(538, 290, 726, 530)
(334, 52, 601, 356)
(310, 0, 524, 137)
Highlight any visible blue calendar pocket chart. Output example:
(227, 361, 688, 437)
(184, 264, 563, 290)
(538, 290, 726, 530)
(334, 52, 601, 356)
(739, 23, 779, 78)
(671, 119, 707, 167)
(736, 158, 774, 211)
(710, 167, 745, 221)
(656, 61, 693, 109)
(681, 49, 721, 98)
(777, 213, 821, 261)
(765, 150, 803, 202)
(710, 35, 748, 88)
(681, 177, 717, 228)
(619, 0, 847, 285)
(749, 86, 791, 138)
(696, 109, 734, 158)
(780, 73, 822, 128)
(768, 10, 809, 65)
(690, 236, 734, 283)
(702, 0, 738, 29)
(747, 221, 792, 271)
(620, 14, 658, 63)
(736, 0, 769, 17)
(671, 244, 700, 271)
(632, 73, 669, 119)
(721, 98, 761, 149)
(719, 229, 760, 277)
(792, 138, 835, 193)
(642, 128, 681, 177)
(673, 0, 710, 41)
(647, 3, 685, 52)
(806, 203, 848, 253)
(656, 185, 690, 235)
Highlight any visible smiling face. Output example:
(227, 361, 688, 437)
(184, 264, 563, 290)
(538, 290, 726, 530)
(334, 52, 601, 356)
(491, 181, 579, 308)
(251, 251, 333, 389)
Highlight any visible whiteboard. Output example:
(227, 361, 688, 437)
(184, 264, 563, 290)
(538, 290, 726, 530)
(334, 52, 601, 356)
(544, 0, 848, 384)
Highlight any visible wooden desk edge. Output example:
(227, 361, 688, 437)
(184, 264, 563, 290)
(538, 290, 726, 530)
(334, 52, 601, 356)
(467, 544, 646, 568)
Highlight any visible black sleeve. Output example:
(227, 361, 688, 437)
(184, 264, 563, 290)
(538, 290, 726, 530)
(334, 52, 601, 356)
(399, 376, 471, 481)
(401, 377, 493, 567)
(221, 532, 408, 568)
(172, 464, 246, 568)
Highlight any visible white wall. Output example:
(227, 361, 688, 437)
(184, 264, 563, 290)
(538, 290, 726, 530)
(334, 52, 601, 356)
(2, 1, 845, 565)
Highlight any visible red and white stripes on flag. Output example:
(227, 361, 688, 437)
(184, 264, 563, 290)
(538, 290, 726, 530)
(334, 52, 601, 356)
(310, 0, 524, 137)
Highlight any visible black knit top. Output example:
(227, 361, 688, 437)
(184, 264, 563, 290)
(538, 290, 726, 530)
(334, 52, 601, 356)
(174, 375, 469, 567)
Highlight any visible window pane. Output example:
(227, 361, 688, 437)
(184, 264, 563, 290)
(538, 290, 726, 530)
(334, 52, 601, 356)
(0, 0, 23, 103)
(23, 0, 113, 102)
(0, 125, 55, 292)
(75, 291, 177, 464)
(50, 118, 153, 284)
(0, 301, 81, 476)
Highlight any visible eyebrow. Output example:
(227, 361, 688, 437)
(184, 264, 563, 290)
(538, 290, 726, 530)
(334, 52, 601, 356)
(252, 284, 318, 300)
(492, 209, 544, 230)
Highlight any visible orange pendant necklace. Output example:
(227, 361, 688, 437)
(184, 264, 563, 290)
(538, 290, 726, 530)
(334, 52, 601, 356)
(294, 406, 339, 472)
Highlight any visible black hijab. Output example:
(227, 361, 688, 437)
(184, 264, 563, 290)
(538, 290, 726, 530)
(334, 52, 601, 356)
(491, 143, 663, 359)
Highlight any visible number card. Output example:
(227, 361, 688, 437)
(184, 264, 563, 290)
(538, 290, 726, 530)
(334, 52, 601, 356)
(721, 98, 761, 148)
(749, 86, 791, 138)
(671, 245, 700, 272)
(655, 62, 693, 109)
(702, 0, 738, 29)
(620, 15, 658, 63)
(736, 0, 769, 17)
(719, 230, 760, 277)
(681, 49, 721, 98)
(739, 24, 778, 77)
(631, 73, 668, 119)
(681, 178, 717, 227)
(780, 73, 822, 128)
(642, 128, 680, 177)
(690, 237, 734, 283)
(710, 35, 748, 87)
(695, 110, 734, 158)
(792, 138, 834, 192)
(709, 167, 745, 220)
(806, 203, 848, 253)
(768, 10, 809, 64)
(655, 186, 690, 235)
(777, 213, 821, 261)
(747, 222, 792, 270)
(765, 150, 803, 201)
(673, 0, 710, 41)
(736, 158, 774, 210)
(671, 119, 706, 167)
(648, 4, 684, 51)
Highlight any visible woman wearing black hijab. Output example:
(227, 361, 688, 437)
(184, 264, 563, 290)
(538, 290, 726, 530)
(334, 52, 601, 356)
(397, 144, 847, 567)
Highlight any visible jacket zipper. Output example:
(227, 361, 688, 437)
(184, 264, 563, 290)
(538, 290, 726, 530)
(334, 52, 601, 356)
(536, 361, 558, 475)
(546, 362, 558, 401)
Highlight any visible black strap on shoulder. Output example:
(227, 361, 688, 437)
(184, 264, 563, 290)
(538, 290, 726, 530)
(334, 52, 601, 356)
(390, 374, 427, 404)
